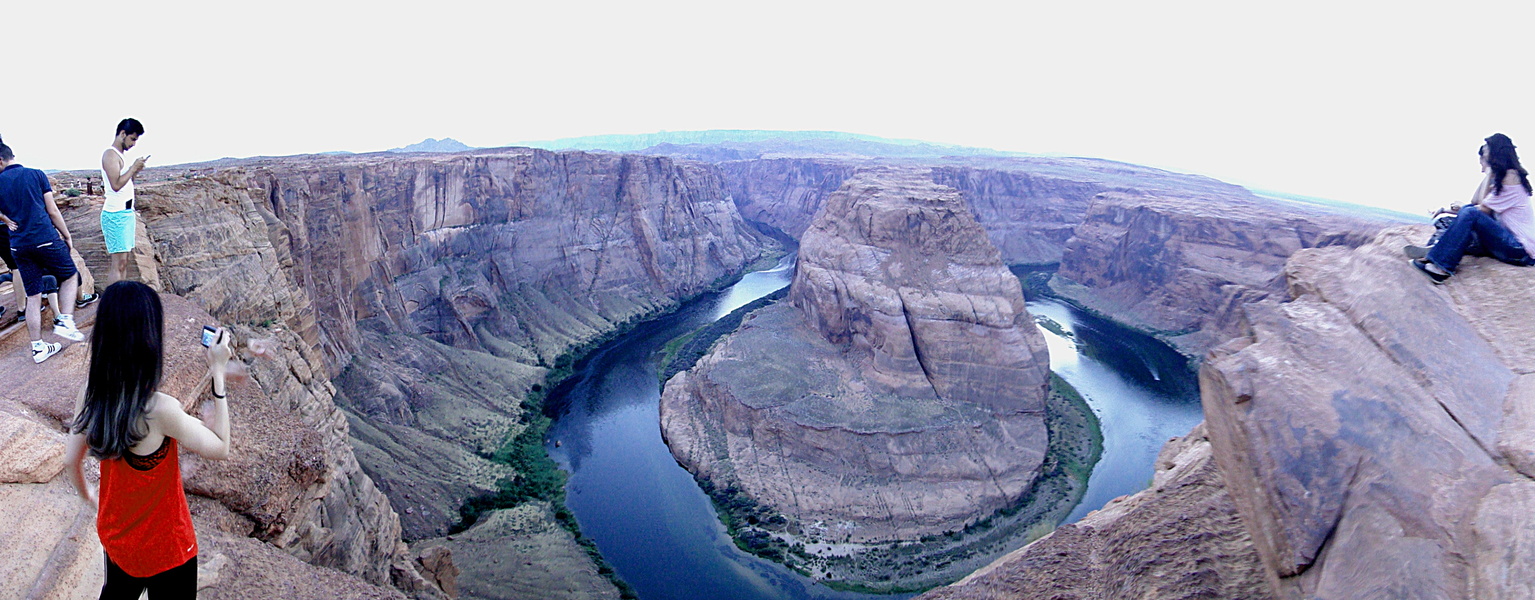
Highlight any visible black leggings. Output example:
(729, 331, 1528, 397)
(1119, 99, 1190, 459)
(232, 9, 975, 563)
(100, 553, 197, 599)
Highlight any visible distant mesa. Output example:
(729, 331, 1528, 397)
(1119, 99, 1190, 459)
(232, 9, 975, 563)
(517, 129, 1023, 161)
(389, 137, 474, 153)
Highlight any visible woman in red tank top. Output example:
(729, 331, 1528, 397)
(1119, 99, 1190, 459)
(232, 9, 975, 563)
(62, 281, 233, 599)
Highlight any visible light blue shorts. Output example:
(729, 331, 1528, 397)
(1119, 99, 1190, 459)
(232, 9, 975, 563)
(101, 209, 136, 254)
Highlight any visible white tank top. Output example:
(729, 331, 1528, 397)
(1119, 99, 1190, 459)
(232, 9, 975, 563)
(102, 147, 134, 212)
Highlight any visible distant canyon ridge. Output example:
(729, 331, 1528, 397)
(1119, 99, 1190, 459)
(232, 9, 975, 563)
(8, 131, 1497, 600)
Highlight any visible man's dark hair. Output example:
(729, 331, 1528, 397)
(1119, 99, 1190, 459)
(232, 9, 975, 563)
(115, 118, 145, 137)
(0, 135, 12, 161)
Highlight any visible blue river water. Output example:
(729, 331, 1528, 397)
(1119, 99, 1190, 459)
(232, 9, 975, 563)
(542, 258, 1203, 599)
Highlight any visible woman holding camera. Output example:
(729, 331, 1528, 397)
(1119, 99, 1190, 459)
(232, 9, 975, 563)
(63, 281, 232, 598)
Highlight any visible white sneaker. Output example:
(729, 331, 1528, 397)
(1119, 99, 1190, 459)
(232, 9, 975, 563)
(53, 314, 84, 342)
(31, 340, 61, 363)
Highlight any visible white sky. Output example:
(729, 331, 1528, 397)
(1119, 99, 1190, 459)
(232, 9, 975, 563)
(4, 1, 1531, 214)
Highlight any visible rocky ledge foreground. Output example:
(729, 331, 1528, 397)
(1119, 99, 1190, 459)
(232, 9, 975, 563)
(923, 225, 1535, 600)
(0, 294, 418, 599)
(660, 168, 1058, 588)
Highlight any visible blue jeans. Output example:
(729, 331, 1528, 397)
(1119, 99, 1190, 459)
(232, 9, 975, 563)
(1427, 205, 1535, 272)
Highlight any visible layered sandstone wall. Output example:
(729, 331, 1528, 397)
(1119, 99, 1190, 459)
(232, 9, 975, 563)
(719, 158, 863, 238)
(661, 168, 1050, 548)
(928, 165, 1102, 265)
(136, 150, 772, 543)
(1051, 192, 1387, 358)
(125, 172, 437, 592)
(111, 149, 770, 598)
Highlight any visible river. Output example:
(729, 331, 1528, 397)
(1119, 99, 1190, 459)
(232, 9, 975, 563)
(543, 258, 1204, 599)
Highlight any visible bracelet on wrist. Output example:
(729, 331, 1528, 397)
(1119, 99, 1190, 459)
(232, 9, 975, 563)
(212, 391, 227, 399)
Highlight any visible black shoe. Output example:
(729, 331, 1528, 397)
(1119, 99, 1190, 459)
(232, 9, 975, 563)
(1403, 245, 1431, 260)
(75, 293, 99, 309)
(1412, 259, 1451, 284)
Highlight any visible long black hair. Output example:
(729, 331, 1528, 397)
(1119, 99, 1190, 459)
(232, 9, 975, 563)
(1484, 133, 1532, 195)
(71, 281, 165, 459)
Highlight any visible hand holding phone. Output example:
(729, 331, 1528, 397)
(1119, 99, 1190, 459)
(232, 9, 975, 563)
(203, 326, 232, 368)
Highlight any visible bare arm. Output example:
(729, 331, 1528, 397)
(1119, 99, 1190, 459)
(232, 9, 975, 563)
(64, 387, 96, 506)
(100, 150, 145, 193)
(42, 192, 72, 248)
(157, 330, 232, 459)
(1472, 172, 1491, 204)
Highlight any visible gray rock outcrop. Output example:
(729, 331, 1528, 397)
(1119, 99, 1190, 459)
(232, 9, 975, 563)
(1202, 226, 1535, 599)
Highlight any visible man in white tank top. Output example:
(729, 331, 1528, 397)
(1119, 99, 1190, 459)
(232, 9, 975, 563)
(101, 118, 148, 285)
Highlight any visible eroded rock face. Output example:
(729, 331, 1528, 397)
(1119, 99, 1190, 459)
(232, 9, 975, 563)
(929, 165, 1101, 266)
(719, 158, 864, 238)
(918, 424, 1273, 600)
(120, 174, 420, 589)
(1053, 192, 1391, 358)
(661, 168, 1050, 543)
(84, 148, 768, 598)
(132, 150, 772, 544)
(1202, 226, 1535, 599)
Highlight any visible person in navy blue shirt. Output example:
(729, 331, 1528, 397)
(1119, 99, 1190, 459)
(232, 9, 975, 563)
(0, 135, 86, 363)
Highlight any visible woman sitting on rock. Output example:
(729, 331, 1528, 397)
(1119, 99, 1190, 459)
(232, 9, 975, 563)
(63, 281, 232, 598)
(1412, 133, 1535, 282)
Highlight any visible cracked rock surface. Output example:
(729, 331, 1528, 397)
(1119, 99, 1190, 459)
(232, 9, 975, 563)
(1203, 226, 1535, 599)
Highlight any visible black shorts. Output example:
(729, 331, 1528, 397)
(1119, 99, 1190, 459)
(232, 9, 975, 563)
(12, 241, 76, 296)
(101, 552, 197, 599)
(0, 226, 14, 270)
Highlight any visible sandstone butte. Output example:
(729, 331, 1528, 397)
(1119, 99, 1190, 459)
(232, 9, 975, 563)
(661, 168, 1052, 547)
(0, 142, 1449, 600)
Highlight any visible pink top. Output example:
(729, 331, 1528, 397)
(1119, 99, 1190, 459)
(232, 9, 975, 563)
(1481, 181, 1535, 251)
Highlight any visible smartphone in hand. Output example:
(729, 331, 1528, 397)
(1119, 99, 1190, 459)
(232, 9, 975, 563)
(200, 326, 218, 347)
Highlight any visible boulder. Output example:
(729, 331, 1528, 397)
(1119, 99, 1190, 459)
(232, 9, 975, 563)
(1202, 226, 1535, 599)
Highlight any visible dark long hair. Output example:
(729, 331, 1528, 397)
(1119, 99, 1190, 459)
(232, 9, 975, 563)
(71, 281, 165, 459)
(1484, 133, 1532, 195)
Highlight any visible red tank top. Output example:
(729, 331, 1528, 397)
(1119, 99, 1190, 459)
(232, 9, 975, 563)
(97, 437, 199, 577)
